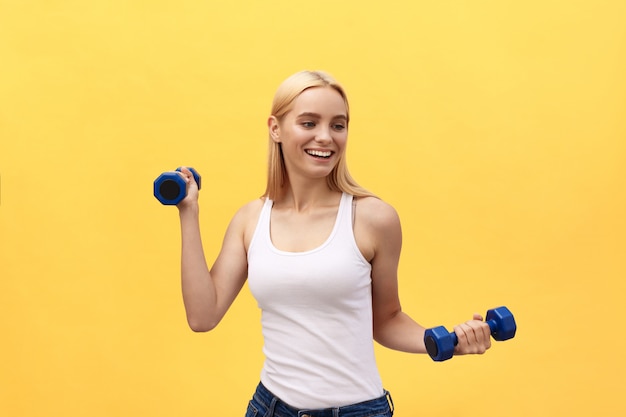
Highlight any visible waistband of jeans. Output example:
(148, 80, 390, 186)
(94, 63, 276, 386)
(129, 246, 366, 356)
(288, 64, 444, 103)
(253, 382, 394, 416)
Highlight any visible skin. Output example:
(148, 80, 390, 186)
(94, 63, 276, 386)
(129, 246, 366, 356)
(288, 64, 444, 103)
(175, 86, 492, 357)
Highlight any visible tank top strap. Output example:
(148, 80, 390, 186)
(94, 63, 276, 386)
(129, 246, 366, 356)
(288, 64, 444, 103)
(337, 192, 354, 234)
(248, 197, 273, 254)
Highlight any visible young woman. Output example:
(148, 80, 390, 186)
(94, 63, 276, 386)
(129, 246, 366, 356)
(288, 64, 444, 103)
(175, 70, 492, 416)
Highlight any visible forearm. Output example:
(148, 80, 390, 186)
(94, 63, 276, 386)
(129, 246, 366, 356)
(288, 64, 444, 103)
(373, 310, 428, 354)
(179, 205, 217, 331)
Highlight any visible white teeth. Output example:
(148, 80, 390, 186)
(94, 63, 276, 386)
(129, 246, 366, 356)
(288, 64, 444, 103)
(306, 150, 332, 158)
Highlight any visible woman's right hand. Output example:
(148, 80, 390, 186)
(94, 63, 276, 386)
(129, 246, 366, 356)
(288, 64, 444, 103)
(175, 166, 200, 209)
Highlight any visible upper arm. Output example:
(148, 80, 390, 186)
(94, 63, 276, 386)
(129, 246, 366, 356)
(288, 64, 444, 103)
(208, 199, 262, 321)
(354, 198, 403, 327)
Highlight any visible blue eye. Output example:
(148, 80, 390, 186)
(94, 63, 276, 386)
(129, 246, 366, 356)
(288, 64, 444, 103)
(302, 121, 315, 128)
(333, 124, 346, 131)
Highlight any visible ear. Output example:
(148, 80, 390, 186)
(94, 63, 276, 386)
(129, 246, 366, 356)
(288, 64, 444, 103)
(268, 116, 281, 143)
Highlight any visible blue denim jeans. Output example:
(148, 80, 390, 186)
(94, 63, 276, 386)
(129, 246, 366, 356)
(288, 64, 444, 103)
(245, 382, 394, 417)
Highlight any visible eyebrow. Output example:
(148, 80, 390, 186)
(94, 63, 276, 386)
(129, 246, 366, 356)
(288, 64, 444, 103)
(296, 112, 348, 120)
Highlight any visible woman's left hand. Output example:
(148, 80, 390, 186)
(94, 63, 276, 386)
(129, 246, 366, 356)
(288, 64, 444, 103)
(452, 314, 492, 355)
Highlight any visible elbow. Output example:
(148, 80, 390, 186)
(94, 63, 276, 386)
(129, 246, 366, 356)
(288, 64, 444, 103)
(187, 317, 219, 333)
(189, 324, 213, 333)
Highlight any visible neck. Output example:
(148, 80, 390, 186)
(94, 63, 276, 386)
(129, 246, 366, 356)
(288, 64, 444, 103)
(276, 178, 341, 212)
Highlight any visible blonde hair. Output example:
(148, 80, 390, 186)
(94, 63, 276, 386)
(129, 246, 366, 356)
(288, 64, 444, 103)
(263, 70, 375, 200)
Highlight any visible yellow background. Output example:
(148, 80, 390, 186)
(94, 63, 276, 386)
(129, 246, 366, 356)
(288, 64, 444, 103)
(1, 1, 625, 416)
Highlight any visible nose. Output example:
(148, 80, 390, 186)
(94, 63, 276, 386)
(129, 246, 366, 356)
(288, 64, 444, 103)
(315, 127, 332, 143)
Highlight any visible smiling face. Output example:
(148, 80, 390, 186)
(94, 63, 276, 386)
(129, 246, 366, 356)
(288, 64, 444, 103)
(268, 86, 349, 182)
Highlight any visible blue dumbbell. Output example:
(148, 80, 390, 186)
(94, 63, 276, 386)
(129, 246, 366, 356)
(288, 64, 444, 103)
(153, 167, 201, 205)
(424, 306, 517, 362)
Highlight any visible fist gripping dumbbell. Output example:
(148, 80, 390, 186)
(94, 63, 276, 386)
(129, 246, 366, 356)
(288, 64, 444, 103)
(424, 306, 517, 362)
(153, 167, 201, 205)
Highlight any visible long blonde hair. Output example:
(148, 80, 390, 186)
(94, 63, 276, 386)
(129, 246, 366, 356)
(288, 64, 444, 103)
(263, 70, 375, 200)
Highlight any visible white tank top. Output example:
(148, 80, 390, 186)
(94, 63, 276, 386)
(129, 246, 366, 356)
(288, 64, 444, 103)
(247, 192, 384, 408)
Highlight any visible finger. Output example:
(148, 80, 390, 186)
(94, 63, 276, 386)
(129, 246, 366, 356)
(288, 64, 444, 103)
(177, 167, 197, 187)
(480, 321, 492, 346)
(455, 322, 490, 354)
(467, 320, 492, 351)
(178, 166, 191, 179)
(469, 313, 490, 349)
(468, 313, 491, 343)
(453, 323, 472, 347)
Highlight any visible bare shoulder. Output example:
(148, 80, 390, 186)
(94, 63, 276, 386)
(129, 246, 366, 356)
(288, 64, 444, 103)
(354, 196, 402, 261)
(233, 197, 265, 219)
(230, 198, 265, 249)
(355, 196, 401, 231)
